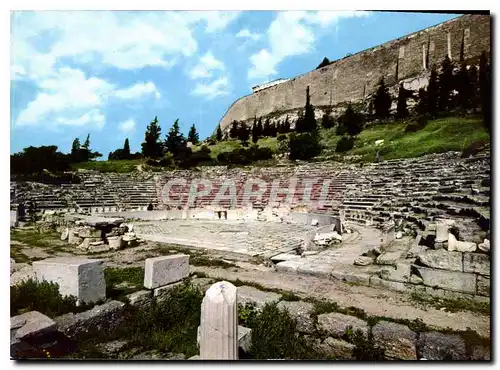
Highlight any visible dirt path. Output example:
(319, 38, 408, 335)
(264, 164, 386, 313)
(190, 264, 490, 338)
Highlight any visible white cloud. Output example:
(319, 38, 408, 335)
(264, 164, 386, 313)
(192, 76, 230, 100)
(114, 82, 161, 100)
(183, 11, 241, 33)
(188, 51, 225, 79)
(16, 68, 160, 128)
(248, 11, 371, 82)
(236, 28, 262, 41)
(118, 119, 136, 134)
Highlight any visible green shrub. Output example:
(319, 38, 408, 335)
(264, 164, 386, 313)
(216, 145, 273, 165)
(288, 132, 322, 160)
(11, 278, 91, 318)
(249, 303, 320, 359)
(238, 302, 259, 328)
(335, 136, 355, 152)
(350, 329, 385, 360)
(277, 134, 287, 142)
(104, 267, 144, 301)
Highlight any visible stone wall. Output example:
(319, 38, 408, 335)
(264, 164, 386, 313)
(218, 14, 491, 131)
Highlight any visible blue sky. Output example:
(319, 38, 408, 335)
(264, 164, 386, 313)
(10, 11, 458, 156)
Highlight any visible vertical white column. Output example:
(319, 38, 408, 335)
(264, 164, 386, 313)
(447, 32, 452, 60)
(199, 281, 238, 360)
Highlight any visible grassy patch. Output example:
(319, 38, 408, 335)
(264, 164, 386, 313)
(104, 267, 145, 301)
(410, 292, 490, 315)
(351, 116, 489, 162)
(190, 255, 237, 269)
(11, 278, 94, 318)
(72, 159, 143, 173)
(11, 229, 62, 249)
(70, 282, 203, 359)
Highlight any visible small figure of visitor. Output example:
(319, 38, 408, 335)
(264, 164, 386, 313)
(376, 151, 380, 163)
(147, 203, 153, 211)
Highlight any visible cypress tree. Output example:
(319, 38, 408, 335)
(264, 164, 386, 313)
(229, 120, 239, 139)
(251, 117, 259, 143)
(437, 55, 455, 111)
(123, 138, 131, 159)
(216, 124, 223, 141)
(373, 77, 392, 119)
(427, 66, 439, 116)
(263, 118, 271, 137)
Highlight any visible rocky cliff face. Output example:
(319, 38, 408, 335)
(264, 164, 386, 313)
(218, 14, 490, 132)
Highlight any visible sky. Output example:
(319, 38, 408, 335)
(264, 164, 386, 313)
(10, 10, 459, 157)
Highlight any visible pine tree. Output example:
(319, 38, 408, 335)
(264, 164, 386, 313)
(338, 104, 364, 136)
(437, 55, 455, 111)
(269, 122, 277, 137)
(427, 66, 439, 116)
(141, 116, 163, 158)
(373, 77, 392, 119)
(396, 83, 409, 119)
(123, 138, 131, 159)
(71, 138, 81, 162)
(165, 119, 186, 157)
(82, 134, 90, 150)
(187, 124, 200, 145)
(216, 124, 223, 141)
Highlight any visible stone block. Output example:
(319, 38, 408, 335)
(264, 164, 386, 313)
(331, 270, 371, 286)
(412, 265, 476, 294)
(297, 263, 332, 279)
(317, 312, 369, 339)
(379, 263, 411, 282)
(107, 236, 123, 250)
(275, 260, 301, 273)
(77, 237, 102, 250)
(68, 229, 83, 245)
(153, 281, 183, 301)
(319, 337, 355, 360)
(372, 321, 417, 360)
(478, 239, 490, 253)
(463, 253, 490, 276)
(369, 276, 409, 292)
(276, 300, 315, 334)
(417, 331, 467, 360)
(78, 227, 102, 238)
(417, 249, 463, 272)
(33, 257, 106, 304)
(55, 300, 126, 339)
(125, 290, 152, 307)
(60, 227, 69, 241)
(11, 311, 56, 340)
(143, 254, 189, 289)
(448, 233, 476, 252)
(476, 275, 490, 297)
(237, 285, 281, 310)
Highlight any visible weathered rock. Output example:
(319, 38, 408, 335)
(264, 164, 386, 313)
(319, 337, 355, 359)
(412, 265, 476, 294)
(33, 257, 106, 304)
(395, 231, 403, 239)
(12, 311, 56, 340)
(317, 312, 369, 339)
(153, 281, 183, 301)
(372, 321, 417, 360)
(332, 270, 371, 286)
(311, 219, 319, 226)
(77, 237, 102, 250)
(78, 227, 102, 238)
(376, 250, 404, 266)
(143, 254, 189, 289)
(107, 236, 123, 250)
(60, 228, 69, 241)
(379, 263, 411, 283)
(417, 249, 463, 272)
(478, 239, 490, 253)
(354, 256, 373, 266)
(190, 277, 215, 293)
(370, 277, 408, 292)
(125, 290, 152, 307)
(98, 340, 129, 355)
(417, 331, 467, 360)
(237, 285, 281, 310)
(476, 275, 490, 296)
(448, 233, 476, 252)
(276, 300, 315, 333)
(55, 300, 126, 339)
(463, 253, 490, 276)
